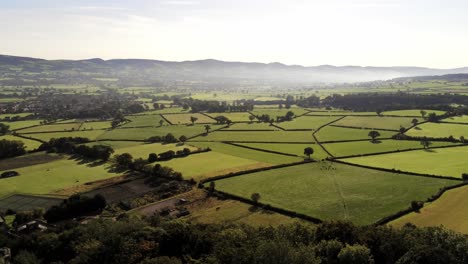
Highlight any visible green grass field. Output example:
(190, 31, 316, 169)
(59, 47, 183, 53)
(121, 115, 167, 127)
(80, 121, 112, 130)
(192, 130, 315, 142)
(205, 112, 256, 122)
(275, 116, 341, 130)
(134, 108, 187, 115)
(306, 111, 373, 116)
(382, 109, 446, 116)
(213, 162, 455, 225)
(99, 124, 222, 141)
(113, 143, 197, 159)
(0, 156, 120, 198)
(333, 116, 414, 130)
(406, 123, 468, 138)
(0, 135, 42, 150)
(1, 120, 44, 130)
(234, 142, 329, 160)
(389, 185, 468, 234)
(315, 126, 396, 142)
(221, 122, 279, 130)
(25, 130, 106, 141)
(441, 115, 468, 124)
(341, 146, 468, 178)
(251, 108, 310, 117)
(16, 123, 81, 133)
(0, 113, 33, 119)
(84, 140, 144, 149)
(322, 140, 460, 157)
(154, 151, 270, 181)
(187, 142, 302, 164)
(162, 113, 215, 124)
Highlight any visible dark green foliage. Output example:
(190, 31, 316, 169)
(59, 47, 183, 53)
(0, 139, 26, 159)
(114, 153, 133, 169)
(462, 173, 468, 181)
(148, 153, 158, 163)
(44, 194, 106, 222)
(126, 103, 145, 114)
(0, 170, 19, 178)
(0, 123, 9, 135)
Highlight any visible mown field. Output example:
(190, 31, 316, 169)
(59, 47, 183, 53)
(121, 115, 167, 127)
(275, 116, 341, 130)
(80, 121, 112, 130)
(442, 115, 468, 124)
(234, 142, 329, 160)
(340, 146, 468, 178)
(16, 123, 82, 133)
(333, 116, 414, 130)
(390, 185, 468, 234)
(406, 123, 468, 138)
(191, 130, 316, 142)
(322, 139, 461, 157)
(1, 120, 44, 130)
(0, 135, 42, 150)
(213, 162, 456, 225)
(315, 126, 396, 142)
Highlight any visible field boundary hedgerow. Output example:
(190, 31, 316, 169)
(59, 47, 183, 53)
(159, 114, 173, 125)
(329, 124, 400, 132)
(223, 142, 301, 157)
(373, 181, 468, 226)
(311, 116, 346, 158)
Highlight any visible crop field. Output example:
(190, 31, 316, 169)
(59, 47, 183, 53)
(121, 115, 167, 127)
(99, 124, 223, 141)
(234, 142, 329, 160)
(205, 112, 255, 122)
(192, 130, 315, 142)
(154, 151, 271, 181)
(442, 115, 468, 124)
(315, 126, 396, 142)
(333, 116, 414, 130)
(340, 146, 468, 178)
(113, 143, 198, 159)
(188, 142, 302, 164)
(16, 123, 82, 133)
(162, 113, 215, 124)
(0, 135, 42, 150)
(1, 120, 44, 130)
(389, 185, 468, 234)
(221, 122, 279, 130)
(382, 109, 446, 116)
(80, 121, 112, 130)
(25, 130, 106, 142)
(213, 162, 455, 225)
(0, 194, 62, 211)
(322, 140, 460, 157)
(275, 116, 341, 130)
(406, 123, 468, 138)
(251, 108, 310, 117)
(0, 156, 120, 198)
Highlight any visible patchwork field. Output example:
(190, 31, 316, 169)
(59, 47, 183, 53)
(154, 151, 271, 181)
(192, 130, 315, 142)
(25, 130, 106, 142)
(251, 108, 310, 117)
(389, 185, 468, 234)
(205, 112, 256, 122)
(234, 142, 329, 160)
(275, 116, 341, 130)
(441, 115, 468, 124)
(333, 116, 414, 130)
(0, 135, 42, 150)
(113, 143, 198, 159)
(306, 111, 374, 116)
(340, 146, 468, 178)
(188, 142, 302, 164)
(80, 121, 112, 130)
(162, 113, 215, 124)
(85, 140, 144, 149)
(0, 156, 120, 198)
(16, 123, 82, 133)
(322, 140, 460, 157)
(315, 126, 396, 142)
(383, 109, 445, 117)
(1, 120, 44, 130)
(406, 123, 468, 138)
(212, 162, 455, 225)
(221, 122, 279, 130)
(121, 115, 167, 127)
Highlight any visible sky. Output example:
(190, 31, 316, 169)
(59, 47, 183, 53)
(1, 0, 468, 68)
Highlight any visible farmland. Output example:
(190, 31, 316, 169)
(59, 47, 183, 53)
(340, 146, 468, 178)
(191, 130, 316, 142)
(221, 122, 279, 130)
(234, 142, 329, 159)
(212, 162, 455, 225)
(120, 115, 167, 127)
(275, 116, 341, 130)
(315, 126, 396, 142)
(16, 123, 82, 133)
(162, 113, 215, 124)
(406, 122, 468, 138)
(205, 112, 255, 122)
(442, 115, 468, 123)
(113, 142, 198, 159)
(0, 135, 42, 150)
(333, 116, 415, 130)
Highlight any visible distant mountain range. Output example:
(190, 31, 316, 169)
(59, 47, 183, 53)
(1, 54, 468, 83)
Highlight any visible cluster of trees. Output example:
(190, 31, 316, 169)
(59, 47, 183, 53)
(1, 218, 467, 264)
(44, 194, 107, 222)
(0, 139, 26, 159)
(213, 115, 232, 125)
(296, 94, 321, 108)
(174, 98, 254, 113)
(255, 111, 295, 124)
(148, 148, 192, 162)
(39, 137, 114, 161)
(0, 123, 9, 135)
(147, 133, 182, 143)
(153, 103, 166, 110)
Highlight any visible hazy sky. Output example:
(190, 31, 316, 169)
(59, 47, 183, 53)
(1, 0, 467, 68)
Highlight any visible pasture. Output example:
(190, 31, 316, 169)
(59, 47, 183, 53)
(382, 109, 445, 117)
(80, 121, 112, 130)
(275, 116, 341, 130)
(113, 143, 198, 159)
(162, 113, 215, 124)
(221, 122, 279, 130)
(25, 130, 106, 141)
(121, 115, 167, 127)
(251, 108, 310, 117)
(192, 130, 315, 142)
(442, 115, 468, 124)
(322, 139, 460, 157)
(0, 135, 42, 150)
(389, 185, 468, 234)
(205, 112, 256, 122)
(406, 123, 468, 138)
(85, 140, 144, 149)
(340, 146, 468, 178)
(235, 142, 329, 160)
(213, 162, 456, 225)
(315, 126, 396, 142)
(1, 120, 44, 130)
(333, 116, 414, 130)
(16, 123, 82, 133)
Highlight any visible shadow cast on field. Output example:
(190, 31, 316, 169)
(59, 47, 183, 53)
(423, 148, 437, 153)
(370, 140, 382, 144)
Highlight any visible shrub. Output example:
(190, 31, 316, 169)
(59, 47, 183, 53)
(462, 173, 468, 181)
(410, 201, 424, 212)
